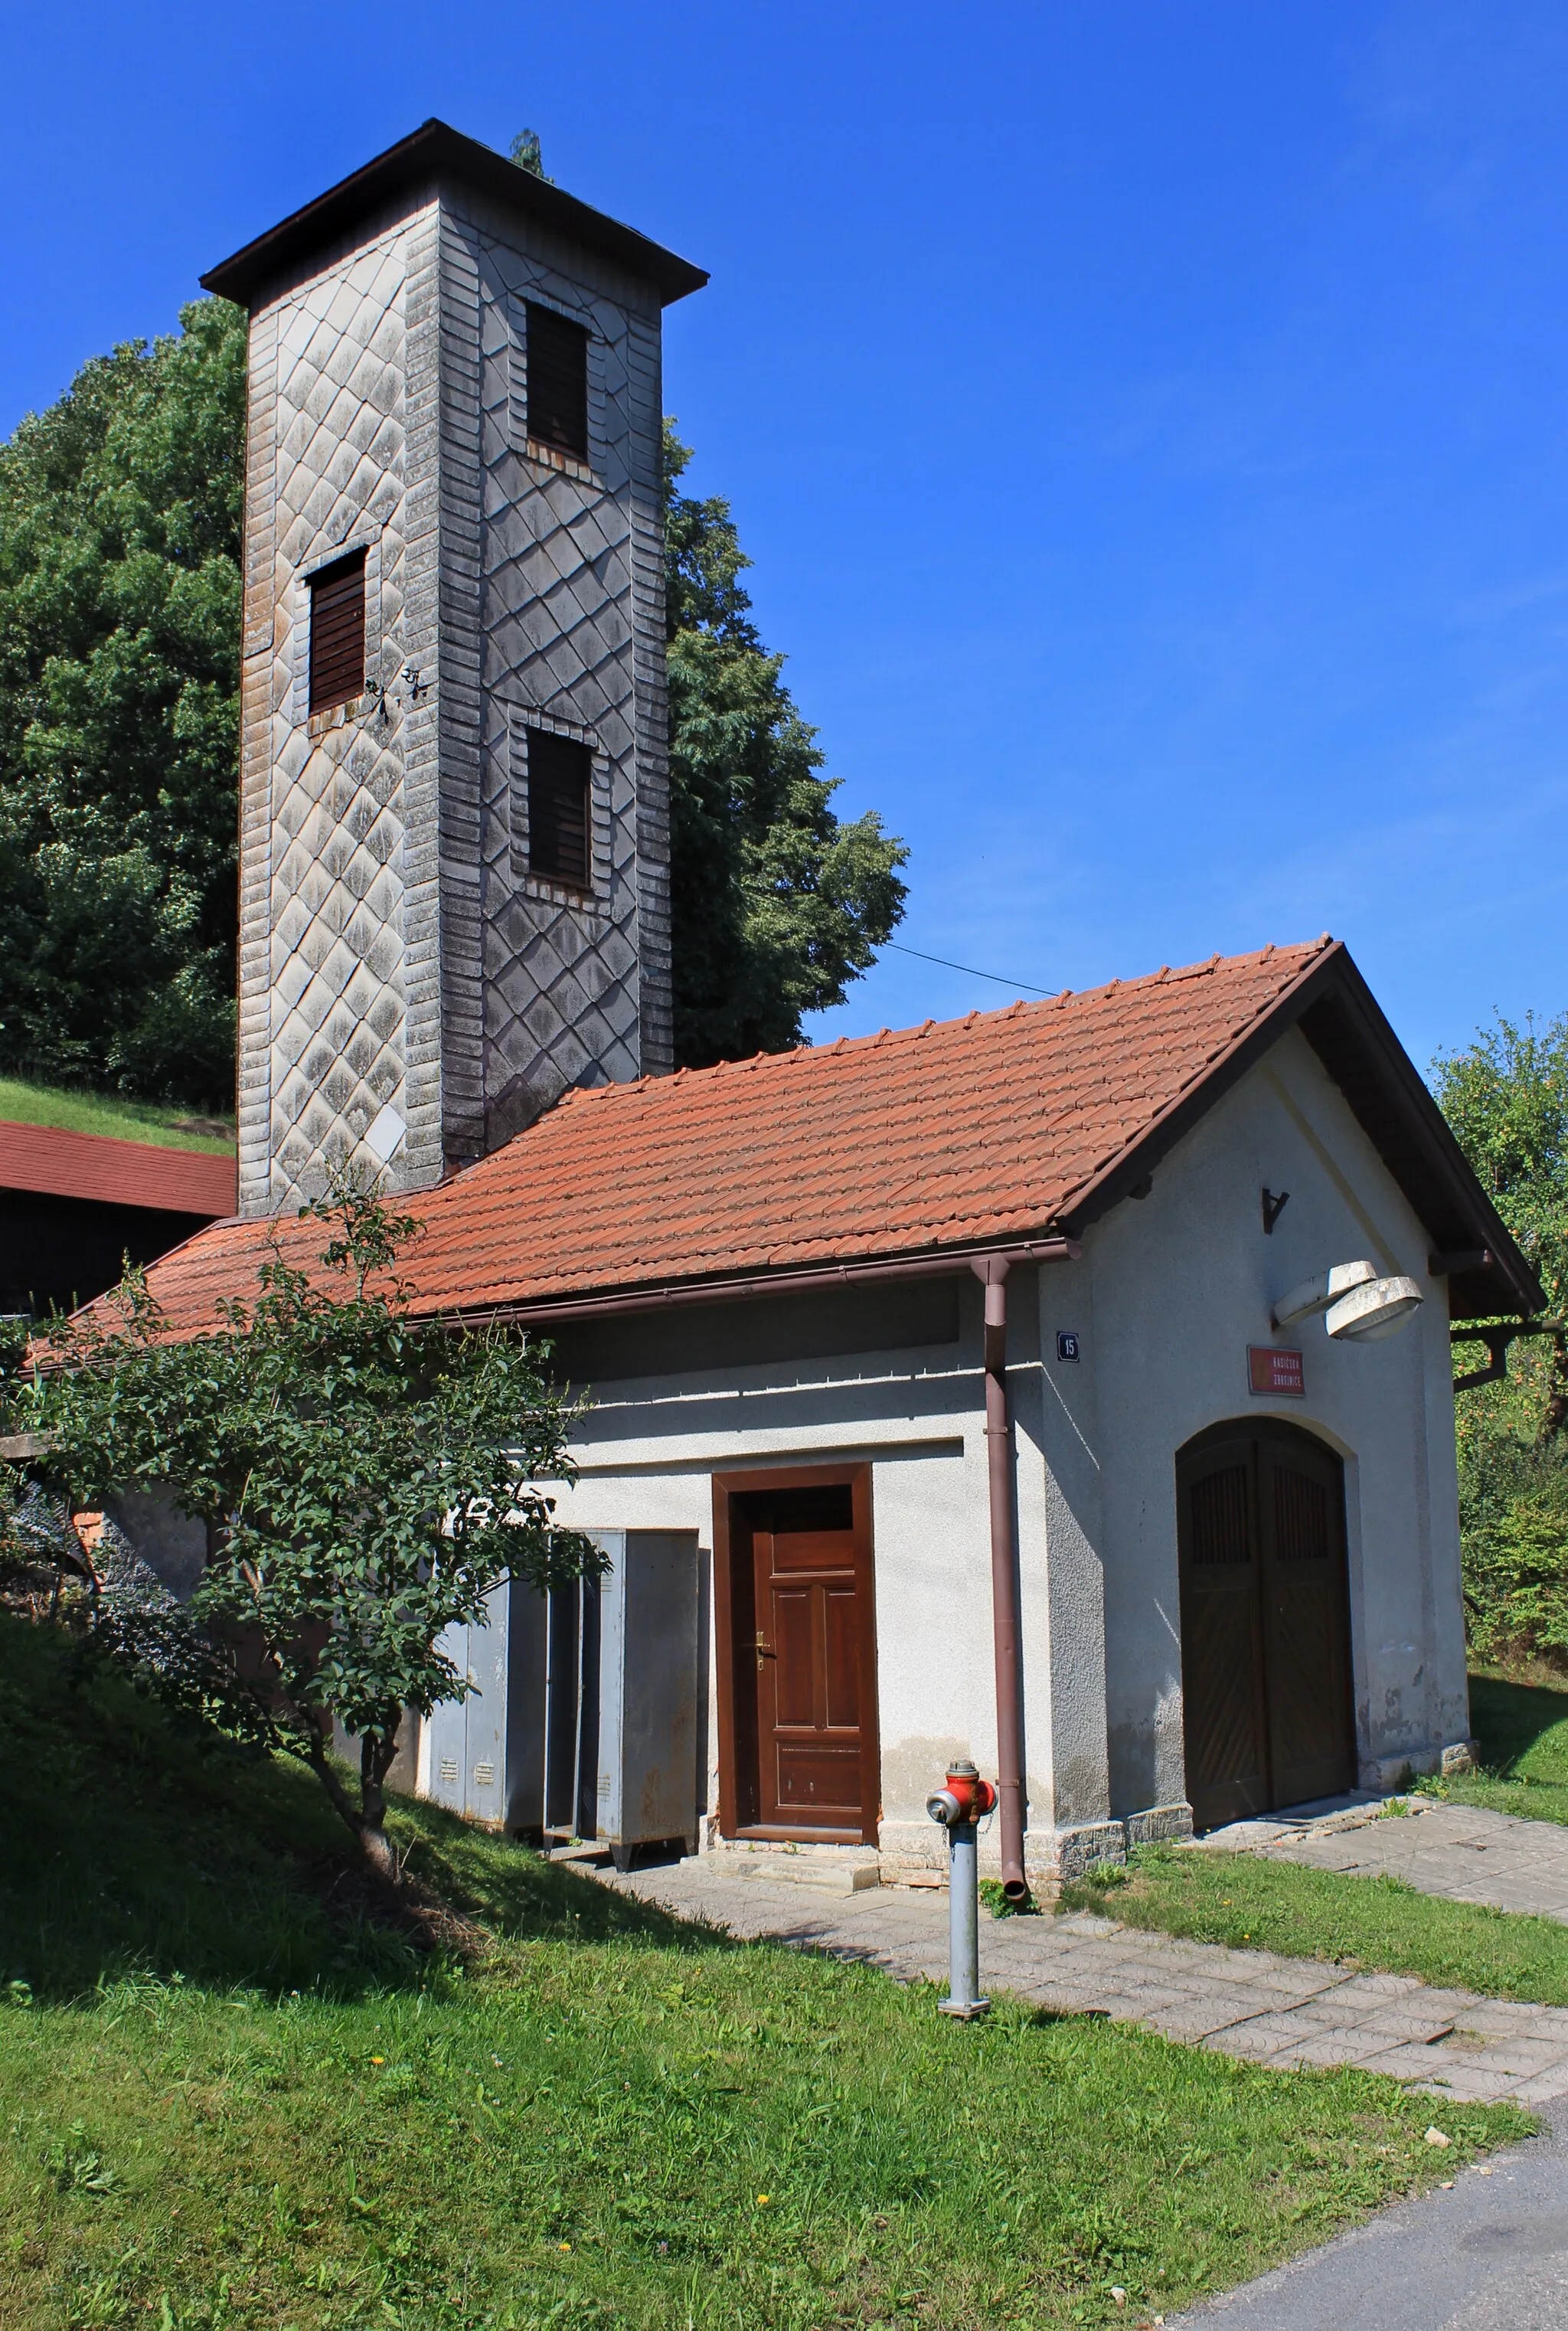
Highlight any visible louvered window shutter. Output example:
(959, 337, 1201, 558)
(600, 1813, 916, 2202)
(525, 303, 590, 459)
(527, 731, 592, 888)
(308, 549, 367, 714)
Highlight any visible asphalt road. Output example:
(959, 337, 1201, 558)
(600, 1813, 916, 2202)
(1170, 2099, 1568, 2329)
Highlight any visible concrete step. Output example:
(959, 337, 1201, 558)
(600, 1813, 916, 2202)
(716, 1850, 881, 1895)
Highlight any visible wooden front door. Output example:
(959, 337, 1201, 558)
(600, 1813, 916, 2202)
(1177, 1421, 1355, 1831)
(714, 1466, 879, 1845)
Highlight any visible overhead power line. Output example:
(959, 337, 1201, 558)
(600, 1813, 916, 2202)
(881, 940, 1057, 998)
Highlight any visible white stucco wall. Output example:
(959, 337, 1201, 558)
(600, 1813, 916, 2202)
(552, 1290, 999, 1868)
(1037, 1025, 1468, 1816)
(417, 1022, 1471, 1871)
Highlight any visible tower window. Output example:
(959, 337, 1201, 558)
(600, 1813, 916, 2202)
(525, 302, 590, 460)
(307, 548, 367, 714)
(527, 729, 592, 888)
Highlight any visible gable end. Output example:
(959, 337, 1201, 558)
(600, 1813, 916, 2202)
(1058, 942, 1540, 1322)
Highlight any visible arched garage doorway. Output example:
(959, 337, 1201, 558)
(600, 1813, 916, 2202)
(1176, 1420, 1356, 1831)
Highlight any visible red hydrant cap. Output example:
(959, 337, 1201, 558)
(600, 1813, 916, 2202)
(944, 1765, 998, 1819)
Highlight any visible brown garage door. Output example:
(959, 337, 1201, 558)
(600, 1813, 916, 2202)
(1176, 1421, 1356, 1831)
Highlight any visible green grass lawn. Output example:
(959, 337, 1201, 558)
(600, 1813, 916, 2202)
(1060, 1843, 1568, 2006)
(0, 1618, 1528, 2331)
(1416, 1667, 1568, 1828)
(0, 1076, 234, 1154)
(1054, 1666, 1568, 1995)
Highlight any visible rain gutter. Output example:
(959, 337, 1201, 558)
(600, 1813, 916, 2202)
(462, 1234, 1080, 1331)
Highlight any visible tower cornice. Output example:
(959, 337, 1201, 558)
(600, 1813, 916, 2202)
(201, 118, 708, 311)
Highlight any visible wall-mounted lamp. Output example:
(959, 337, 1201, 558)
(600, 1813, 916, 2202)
(1272, 1258, 1424, 1343)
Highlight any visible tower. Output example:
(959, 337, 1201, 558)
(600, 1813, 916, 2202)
(203, 123, 706, 1215)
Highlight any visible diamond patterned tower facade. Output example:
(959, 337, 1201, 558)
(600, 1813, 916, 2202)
(203, 124, 707, 1215)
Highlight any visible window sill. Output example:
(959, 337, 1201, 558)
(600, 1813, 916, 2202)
(306, 695, 367, 740)
(516, 867, 606, 917)
(524, 437, 596, 487)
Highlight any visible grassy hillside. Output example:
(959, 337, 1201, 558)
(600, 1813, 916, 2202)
(0, 1076, 234, 1154)
(0, 1616, 1527, 2330)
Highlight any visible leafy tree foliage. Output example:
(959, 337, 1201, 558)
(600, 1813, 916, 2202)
(0, 299, 246, 1110)
(1435, 1011, 1568, 1664)
(1436, 1012, 1568, 1444)
(1460, 1489, 1568, 1667)
(0, 289, 907, 1106)
(664, 424, 907, 1065)
(30, 1178, 600, 1874)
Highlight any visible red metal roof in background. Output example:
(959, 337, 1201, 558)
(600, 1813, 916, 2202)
(121, 940, 1344, 1334)
(0, 1121, 237, 1218)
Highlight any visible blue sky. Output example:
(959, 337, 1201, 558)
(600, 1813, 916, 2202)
(4, 1, 1566, 1071)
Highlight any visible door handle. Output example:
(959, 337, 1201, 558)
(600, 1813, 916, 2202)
(755, 1630, 776, 1669)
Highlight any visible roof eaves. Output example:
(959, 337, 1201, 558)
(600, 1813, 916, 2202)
(1292, 955, 1544, 1319)
(1056, 940, 1542, 1318)
(201, 119, 708, 309)
(431, 1228, 1085, 1332)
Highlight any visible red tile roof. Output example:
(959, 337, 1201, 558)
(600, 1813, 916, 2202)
(125, 939, 1337, 1336)
(0, 1120, 237, 1218)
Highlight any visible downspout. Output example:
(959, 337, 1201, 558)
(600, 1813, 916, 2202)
(974, 1257, 1028, 1901)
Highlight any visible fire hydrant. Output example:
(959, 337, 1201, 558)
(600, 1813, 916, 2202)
(926, 1759, 998, 2019)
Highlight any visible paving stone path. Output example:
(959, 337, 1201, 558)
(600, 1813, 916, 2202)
(1204, 1792, 1568, 1924)
(604, 1851, 1568, 2105)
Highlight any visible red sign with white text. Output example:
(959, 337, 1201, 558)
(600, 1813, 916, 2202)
(1248, 1345, 1305, 1397)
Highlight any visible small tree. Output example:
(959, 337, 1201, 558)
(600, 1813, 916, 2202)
(508, 128, 551, 181)
(31, 1175, 600, 1877)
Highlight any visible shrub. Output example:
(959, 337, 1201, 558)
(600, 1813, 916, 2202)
(1464, 1483, 1568, 1667)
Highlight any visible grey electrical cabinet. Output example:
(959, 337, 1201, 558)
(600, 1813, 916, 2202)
(423, 1579, 547, 1829)
(592, 1529, 702, 1867)
(422, 1530, 701, 1865)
